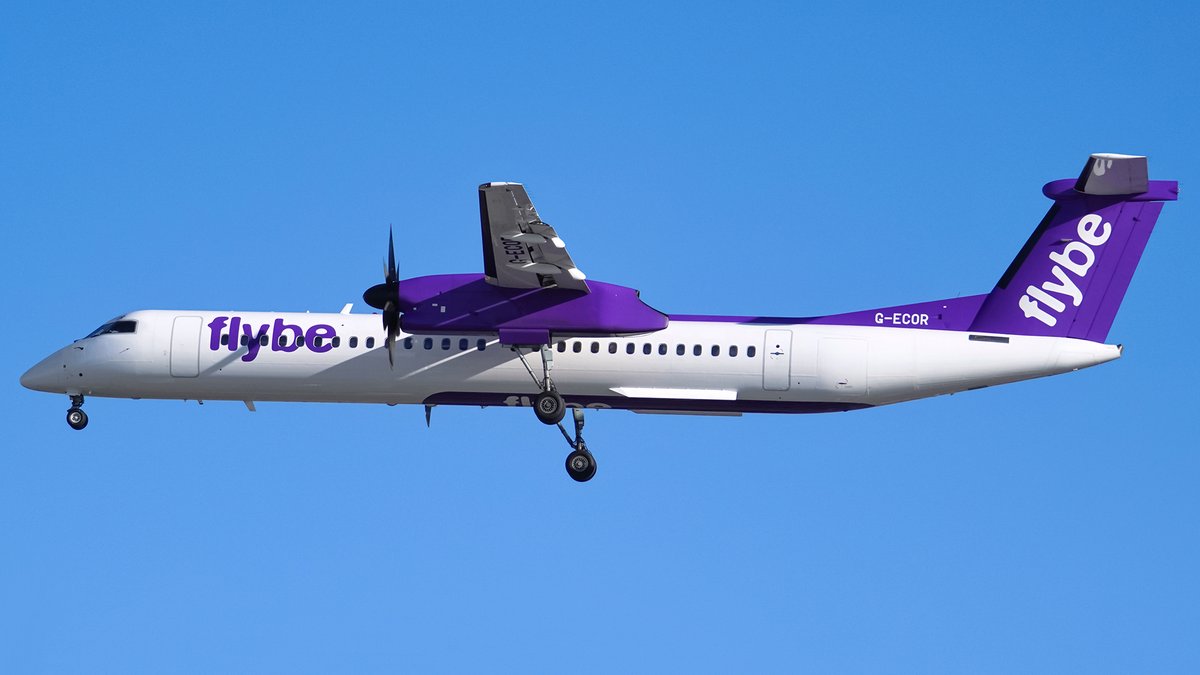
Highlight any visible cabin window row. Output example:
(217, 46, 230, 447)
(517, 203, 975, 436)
(215, 333, 491, 351)
(401, 337, 490, 352)
(555, 341, 757, 358)
(218, 333, 377, 349)
(214, 333, 759, 358)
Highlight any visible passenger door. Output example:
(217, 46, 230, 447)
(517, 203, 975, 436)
(762, 329, 792, 391)
(170, 316, 202, 377)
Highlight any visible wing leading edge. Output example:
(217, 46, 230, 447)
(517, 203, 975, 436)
(479, 182, 589, 293)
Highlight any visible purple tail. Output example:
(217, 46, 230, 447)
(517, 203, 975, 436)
(969, 154, 1178, 342)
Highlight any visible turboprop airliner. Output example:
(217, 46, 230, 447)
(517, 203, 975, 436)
(21, 154, 1178, 481)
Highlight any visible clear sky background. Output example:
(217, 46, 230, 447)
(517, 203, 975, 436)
(3, 1, 1198, 672)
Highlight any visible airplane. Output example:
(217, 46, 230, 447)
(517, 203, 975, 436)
(21, 153, 1177, 482)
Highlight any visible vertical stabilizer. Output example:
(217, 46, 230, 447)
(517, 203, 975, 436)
(970, 154, 1177, 342)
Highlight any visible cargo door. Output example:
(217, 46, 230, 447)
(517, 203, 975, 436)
(818, 338, 867, 396)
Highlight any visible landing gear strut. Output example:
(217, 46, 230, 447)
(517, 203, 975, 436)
(558, 408, 596, 482)
(66, 394, 88, 430)
(514, 345, 565, 426)
(512, 344, 597, 481)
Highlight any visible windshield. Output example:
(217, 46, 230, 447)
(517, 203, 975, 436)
(85, 319, 137, 338)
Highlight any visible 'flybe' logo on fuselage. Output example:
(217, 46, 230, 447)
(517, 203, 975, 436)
(1018, 213, 1112, 327)
(207, 316, 337, 363)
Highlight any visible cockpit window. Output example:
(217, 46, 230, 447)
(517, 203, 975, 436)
(85, 320, 137, 338)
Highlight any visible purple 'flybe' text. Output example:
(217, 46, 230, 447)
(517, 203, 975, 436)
(207, 317, 337, 362)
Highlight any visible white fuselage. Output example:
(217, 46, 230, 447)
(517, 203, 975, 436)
(22, 309, 1121, 414)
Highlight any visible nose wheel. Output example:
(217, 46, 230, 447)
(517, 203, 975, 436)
(66, 395, 88, 430)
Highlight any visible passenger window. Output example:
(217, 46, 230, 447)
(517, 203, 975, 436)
(366, 337, 375, 348)
(658, 344, 667, 355)
(557, 342, 566, 353)
(643, 343, 652, 355)
(259, 334, 269, 347)
(350, 337, 359, 348)
(590, 342, 599, 353)
(240, 334, 249, 346)
(424, 338, 433, 350)
(220, 333, 229, 346)
(332, 337, 341, 348)
(608, 343, 617, 354)
(279, 335, 289, 347)
(296, 336, 305, 347)
(693, 345, 701, 356)
(573, 342, 582, 353)
(711, 345, 720, 356)
(313, 337, 323, 347)
(441, 338, 451, 350)
(626, 343, 635, 354)
(477, 339, 487, 351)
(730, 345, 738, 357)
(747, 346, 757, 357)
(459, 338, 469, 350)
(676, 344, 685, 356)
(403, 337, 413, 349)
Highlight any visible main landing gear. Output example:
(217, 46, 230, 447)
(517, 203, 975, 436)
(66, 394, 88, 430)
(560, 408, 596, 482)
(513, 345, 596, 481)
(513, 345, 566, 426)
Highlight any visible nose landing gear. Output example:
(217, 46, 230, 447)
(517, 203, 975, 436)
(66, 394, 88, 430)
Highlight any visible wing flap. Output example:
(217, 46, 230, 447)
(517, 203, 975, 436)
(479, 182, 589, 292)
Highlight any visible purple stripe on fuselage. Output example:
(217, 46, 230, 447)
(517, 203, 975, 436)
(669, 294, 988, 330)
(424, 392, 871, 414)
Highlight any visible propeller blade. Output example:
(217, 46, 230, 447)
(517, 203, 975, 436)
(386, 227, 397, 284)
(362, 227, 403, 369)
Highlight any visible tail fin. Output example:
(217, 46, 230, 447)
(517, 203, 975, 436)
(969, 154, 1178, 342)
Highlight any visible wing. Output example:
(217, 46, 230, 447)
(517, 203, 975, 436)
(478, 182, 589, 292)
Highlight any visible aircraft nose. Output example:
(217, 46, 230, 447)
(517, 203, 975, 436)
(20, 352, 66, 392)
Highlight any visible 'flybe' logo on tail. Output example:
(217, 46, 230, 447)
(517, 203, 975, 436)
(1018, 214, 1111, 327)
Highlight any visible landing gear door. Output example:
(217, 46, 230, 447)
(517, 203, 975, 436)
(763, 329, 792, 391)
(170, 316, 202, 377)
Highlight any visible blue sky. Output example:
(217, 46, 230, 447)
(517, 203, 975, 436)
(3, 1, 1198, 672)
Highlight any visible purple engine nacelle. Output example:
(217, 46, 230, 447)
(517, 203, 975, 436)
(396, 274, 669, 345)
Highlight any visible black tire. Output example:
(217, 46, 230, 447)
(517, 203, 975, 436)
(534, 390, 566, 425)
(66, 408, 88, 431)
(565, 449, 597, 482)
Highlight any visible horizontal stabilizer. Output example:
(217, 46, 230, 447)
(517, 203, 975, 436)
(1075, 153, 1148, 195)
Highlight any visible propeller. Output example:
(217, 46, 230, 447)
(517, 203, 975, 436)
(362, 228, 402, 366)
